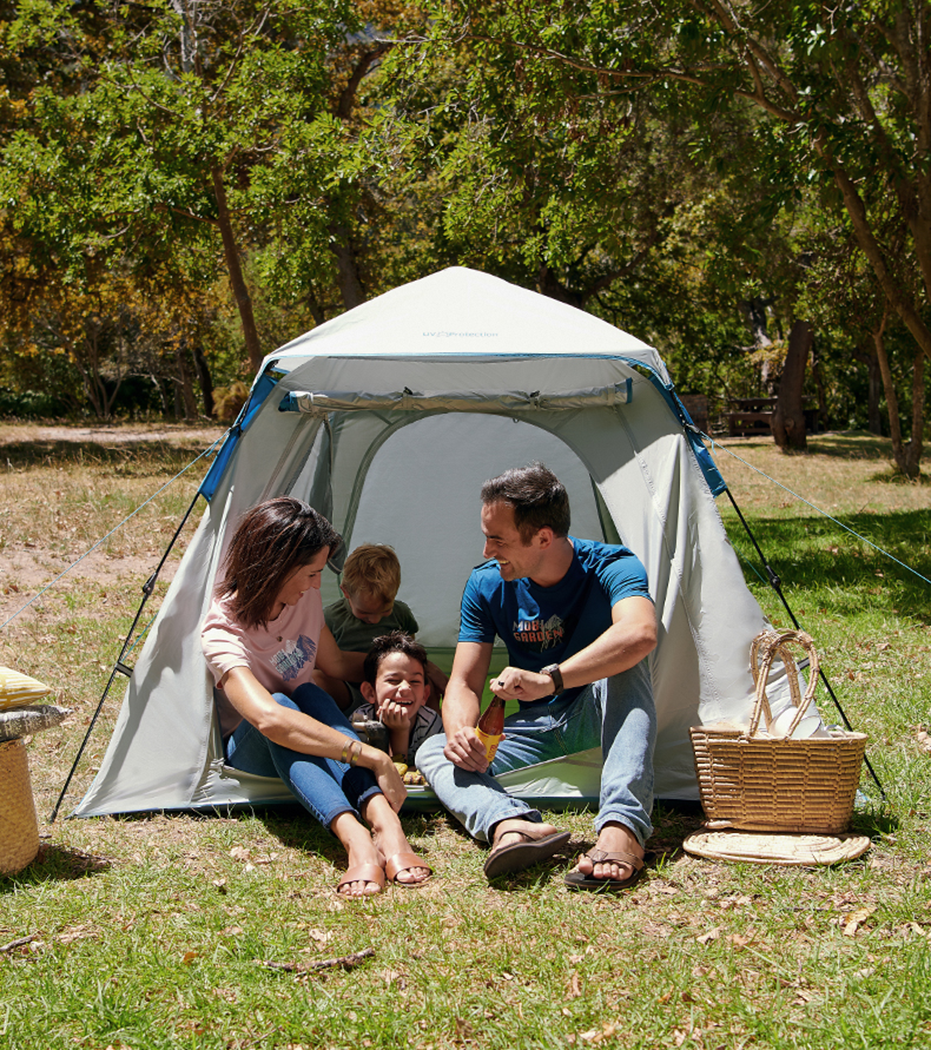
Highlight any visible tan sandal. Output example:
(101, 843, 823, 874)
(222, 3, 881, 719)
(384, 851, 432, 886)
(336, 862, 385, 898)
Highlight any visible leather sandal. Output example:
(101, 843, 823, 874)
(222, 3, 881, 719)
(384, 851, 432, 886)
(564, 849, 644, 892)
(483, 829, 571, 880)
(336, 863, 385, 898)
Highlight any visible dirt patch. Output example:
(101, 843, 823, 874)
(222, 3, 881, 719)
(1, 423, 221, 629)
(0, 422, 226, 447)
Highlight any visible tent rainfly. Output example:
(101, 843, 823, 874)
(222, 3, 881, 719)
(74, 266, 793, 818)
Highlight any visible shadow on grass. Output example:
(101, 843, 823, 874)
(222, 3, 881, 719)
(1, 438, 215, 477)
(806, 431, 900, 461)
(726, 508, 931, 623)
(0, 841, 111, 891)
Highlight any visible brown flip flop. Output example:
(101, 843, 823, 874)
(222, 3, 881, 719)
(563, 849, 644, 892)
(483, 829, 571, 880)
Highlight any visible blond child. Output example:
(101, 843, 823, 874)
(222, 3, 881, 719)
(316, 544, 447, 709)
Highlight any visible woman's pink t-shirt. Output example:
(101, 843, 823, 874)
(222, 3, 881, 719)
(201, 588, 326, 737)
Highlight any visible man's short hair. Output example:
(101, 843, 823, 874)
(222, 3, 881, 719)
(481, 463, 571, 543)
(341, 544, 401, 603)
(363, 631, 428, 685)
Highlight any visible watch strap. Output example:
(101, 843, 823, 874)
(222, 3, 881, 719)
(542, 663, 564, 694)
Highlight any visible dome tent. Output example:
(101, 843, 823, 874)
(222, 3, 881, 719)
(73, 266, 783, 818)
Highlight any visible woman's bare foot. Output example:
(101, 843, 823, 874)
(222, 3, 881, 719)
(362, 795, 431, 886)
(331, 812, 384, 897)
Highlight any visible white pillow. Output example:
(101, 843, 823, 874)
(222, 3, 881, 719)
(0, 704, 70, 740)
(0, 667, 52, 710)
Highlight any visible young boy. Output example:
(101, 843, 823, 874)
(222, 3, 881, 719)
(316, 544, 447, 709)
(354, 632, 442, 769)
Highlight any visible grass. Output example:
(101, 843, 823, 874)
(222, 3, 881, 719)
(2, 424, 931, 1050)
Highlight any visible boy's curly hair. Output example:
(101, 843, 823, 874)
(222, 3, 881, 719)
(363, 632, 428, 686)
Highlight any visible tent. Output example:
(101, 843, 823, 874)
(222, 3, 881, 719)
(73, 266, 789, 818)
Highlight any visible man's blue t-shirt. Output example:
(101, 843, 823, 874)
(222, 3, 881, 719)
(458, 536, 653, 703)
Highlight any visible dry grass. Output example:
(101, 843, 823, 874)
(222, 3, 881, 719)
(2, 425, 930, 1050)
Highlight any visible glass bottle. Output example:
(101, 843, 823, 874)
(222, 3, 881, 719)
(475, 694, 505, 763)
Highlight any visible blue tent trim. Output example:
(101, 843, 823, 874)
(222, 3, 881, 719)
(612, 357, 726, 497)
(199, 364, 284, 501)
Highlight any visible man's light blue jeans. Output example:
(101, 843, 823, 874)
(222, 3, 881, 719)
(225, 682, 381, 828)
(417, 661, 656, 845)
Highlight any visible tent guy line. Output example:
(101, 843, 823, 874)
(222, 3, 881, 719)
(0, 438, 224, 635)
(708, 438, 931, 589)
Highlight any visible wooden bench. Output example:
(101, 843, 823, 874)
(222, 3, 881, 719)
(728, 398, 819, 437)
(728, 397, 776, 437)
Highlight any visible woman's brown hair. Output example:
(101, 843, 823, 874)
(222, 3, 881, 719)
(218, 497, 341, 628)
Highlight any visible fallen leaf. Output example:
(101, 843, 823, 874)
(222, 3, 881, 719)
(181, 950, 199, 964)
(697, 926, 722, 944)
(843, 906, 876, 936)
(727, 933, 756, 948)
(229, 846, 250, 862)
(566, 970, 582, 999)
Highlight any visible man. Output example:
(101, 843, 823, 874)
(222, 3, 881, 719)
(417, 463, 657, 890)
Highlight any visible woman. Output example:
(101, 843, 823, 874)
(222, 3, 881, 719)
(201, 496, 431, 897)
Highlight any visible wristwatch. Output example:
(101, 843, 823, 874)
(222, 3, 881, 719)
(541, 663, 564, 694)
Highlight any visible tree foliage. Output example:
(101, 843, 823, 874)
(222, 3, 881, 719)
(0, 0, 926, 471)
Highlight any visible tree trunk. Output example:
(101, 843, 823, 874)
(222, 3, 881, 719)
(190, 340, 214, 418)
(329, 223, 366, 309)
(211, 164, 264, 373)
(174, 344, 198, 420)
(810, 347, 828, 432)
(771, 320, 812, 450)
(905, 347, 925, 477)
(871, 317, 914, 475)
(852, 341, 884, 434)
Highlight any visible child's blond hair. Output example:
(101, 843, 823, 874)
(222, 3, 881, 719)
(341, 544, 401, 604)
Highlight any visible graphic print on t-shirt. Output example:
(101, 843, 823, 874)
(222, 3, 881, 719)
(511, 612, 577, 653)
(274, 635, 318, 681)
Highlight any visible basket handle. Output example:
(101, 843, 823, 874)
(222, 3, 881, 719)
(748, 630, 820, 737)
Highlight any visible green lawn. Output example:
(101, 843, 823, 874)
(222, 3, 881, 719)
(2, 426, 929, 1050)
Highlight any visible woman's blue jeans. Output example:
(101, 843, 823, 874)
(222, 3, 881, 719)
(417, 661, 656, 845)
(225, 682, 381, 829)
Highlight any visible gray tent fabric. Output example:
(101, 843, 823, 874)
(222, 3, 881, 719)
(74, 266, 792, 818)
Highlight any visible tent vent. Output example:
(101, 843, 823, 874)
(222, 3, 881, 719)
(279, 382, 632, 415)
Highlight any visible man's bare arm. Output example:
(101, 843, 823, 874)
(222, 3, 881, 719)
(441, 640, 495, 772)
(491, 596, 657, 703)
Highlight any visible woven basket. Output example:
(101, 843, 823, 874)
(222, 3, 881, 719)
(690, 630, 868, 835)
(0, 738, 40, 875)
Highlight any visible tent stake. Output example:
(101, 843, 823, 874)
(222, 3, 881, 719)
(725, 488, 886, 802)
(50, 490, 206, 823)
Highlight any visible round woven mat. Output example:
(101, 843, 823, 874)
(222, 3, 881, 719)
(683, 828, 871, 866)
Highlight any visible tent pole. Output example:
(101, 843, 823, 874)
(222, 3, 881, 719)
(49, 490, 206, 823)
(725, 488, 886, 802)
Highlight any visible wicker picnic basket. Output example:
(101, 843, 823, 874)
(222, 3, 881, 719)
(690, 630, 868, 835)
(0, 738, 40, 875)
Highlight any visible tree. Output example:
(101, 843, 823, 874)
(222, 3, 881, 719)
(0, 0, 363, 375)
(427, 0, 930, 471)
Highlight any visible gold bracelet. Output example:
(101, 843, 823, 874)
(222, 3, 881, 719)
(349, 740, 362, 767)
(340, 738, 353, 765)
